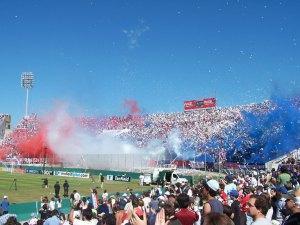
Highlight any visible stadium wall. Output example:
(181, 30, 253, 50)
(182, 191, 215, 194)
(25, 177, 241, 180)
(60, 153, 149, 171)
(22, 165, 142, 179)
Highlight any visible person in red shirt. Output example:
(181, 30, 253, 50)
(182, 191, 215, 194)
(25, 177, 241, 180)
(219, 183, 228, 205)
(240, 187, 253, 213)
(175, 193, 199, 225)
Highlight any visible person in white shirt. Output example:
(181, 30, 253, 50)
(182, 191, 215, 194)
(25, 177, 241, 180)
(56, 197, 62, 214)
(142, 191, 151, 213)
(250, 176, 258, 187)
(41, 196, 49, 208)
(49, 197, 56, 211)
(102, 190, 108, 202)
(73, 190, 81, 205)
(69, 208, 95, 225)
(29, 213, 38, 225)
(247, 194, 272, 225)
(139, 174, 144, 186)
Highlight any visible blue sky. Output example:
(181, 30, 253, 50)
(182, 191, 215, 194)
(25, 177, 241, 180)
(0, 0, 299, 125)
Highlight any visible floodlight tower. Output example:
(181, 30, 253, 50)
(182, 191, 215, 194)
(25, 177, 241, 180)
(21, 72, 34, 118)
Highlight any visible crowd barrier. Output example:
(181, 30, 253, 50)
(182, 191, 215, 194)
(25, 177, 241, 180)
(10, 191, 144, 221)
(10, 198, 71, 221)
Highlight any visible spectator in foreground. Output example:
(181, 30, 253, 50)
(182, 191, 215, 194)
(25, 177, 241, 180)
(39, 204, 50, 221)
(203, 213, 233, 225)
(69, 208, 93, 225)
(0, 196, 10, 215)
(164, 201, 182, 225)
(229, 190, 246, 225)
(175, 193, 198, 225)
(202, 180, 223, 217)
(44, 210, 60, 225)
(247, 194, 272, 225)
(283, 194, 300, 225)
(3, 216, 21, 225)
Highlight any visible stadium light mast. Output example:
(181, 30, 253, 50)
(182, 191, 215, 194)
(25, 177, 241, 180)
(21, 72, 34, 118)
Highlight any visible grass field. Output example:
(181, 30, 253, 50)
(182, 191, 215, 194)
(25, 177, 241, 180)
(0, 171, 150, 203)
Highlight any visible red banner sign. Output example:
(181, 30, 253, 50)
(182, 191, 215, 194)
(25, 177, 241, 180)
(184, 98, 216, 111)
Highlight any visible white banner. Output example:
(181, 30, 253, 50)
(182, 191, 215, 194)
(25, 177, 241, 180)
(54, 171, 90, 179)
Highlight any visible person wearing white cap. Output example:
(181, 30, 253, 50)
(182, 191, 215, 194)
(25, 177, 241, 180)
(201, 180, 223, 217)
(0, 196, 10, 214)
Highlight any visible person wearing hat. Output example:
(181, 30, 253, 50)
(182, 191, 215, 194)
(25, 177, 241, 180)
(202, 180, 223, 217)
(0, 196, 9, 214)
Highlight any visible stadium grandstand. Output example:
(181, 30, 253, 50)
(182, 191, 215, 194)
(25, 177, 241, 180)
(0, 114, 11, 140)
(0, 98, 299, 170)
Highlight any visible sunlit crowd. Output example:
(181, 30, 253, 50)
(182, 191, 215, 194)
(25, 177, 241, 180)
(1, 157, 300, 225)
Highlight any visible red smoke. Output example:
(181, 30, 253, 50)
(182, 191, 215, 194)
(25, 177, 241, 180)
(123, 99, 144, 126)
(0, 116, 58, 161)
(16, 127, 52, 158)
(0, 149, 6, 160)
(124, 99, 141, 115)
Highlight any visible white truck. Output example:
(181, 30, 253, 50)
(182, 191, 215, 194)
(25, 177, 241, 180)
(149, 168, 188, 185)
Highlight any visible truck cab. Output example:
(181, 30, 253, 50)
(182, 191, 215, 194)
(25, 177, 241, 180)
(153, 168, 188, 185)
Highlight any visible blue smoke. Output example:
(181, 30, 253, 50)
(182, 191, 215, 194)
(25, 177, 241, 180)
(165, 139, 216, 163)
(164, 139, 197, 162)
(165, 95, 299, 165)
(225, 95, 300, 164)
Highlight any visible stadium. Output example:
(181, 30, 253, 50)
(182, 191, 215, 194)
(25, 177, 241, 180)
(1, 1, 300, 224)
(1, 96, 299, 172)
(1, 84, 300, 224)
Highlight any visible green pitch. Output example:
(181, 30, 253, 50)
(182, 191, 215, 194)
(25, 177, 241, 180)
(0, 171, 149, 203)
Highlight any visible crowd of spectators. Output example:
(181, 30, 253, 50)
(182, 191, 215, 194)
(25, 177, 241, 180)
(1, 101, 276, 163)
(78, 102, 273, 148)
(1, 157, 299, 225)
(2, 97, 299, 164)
